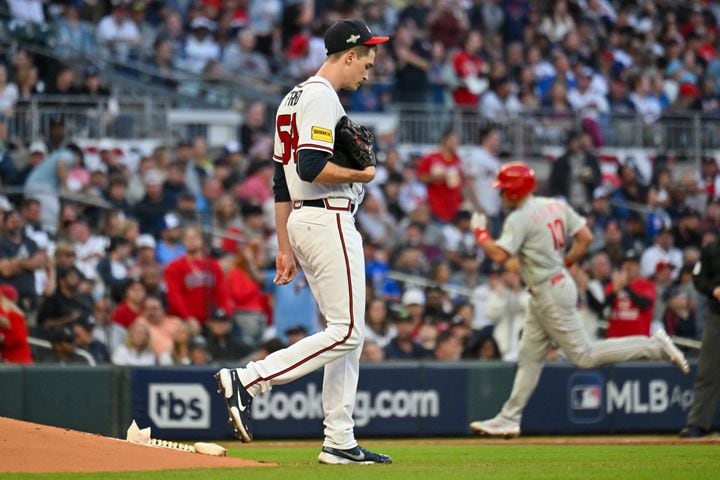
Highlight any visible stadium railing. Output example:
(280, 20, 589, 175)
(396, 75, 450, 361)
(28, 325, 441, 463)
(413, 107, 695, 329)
(27, 337, 96, 366)
(10, 98, 717, 165)
(393, 104, 720, 164)
(10, 95, 171, 144)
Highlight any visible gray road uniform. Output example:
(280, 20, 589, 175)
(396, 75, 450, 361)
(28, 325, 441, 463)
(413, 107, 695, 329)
(494, 196, 670, 423)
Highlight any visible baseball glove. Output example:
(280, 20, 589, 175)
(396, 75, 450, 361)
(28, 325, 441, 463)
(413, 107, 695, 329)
(331, 116, 376, 170)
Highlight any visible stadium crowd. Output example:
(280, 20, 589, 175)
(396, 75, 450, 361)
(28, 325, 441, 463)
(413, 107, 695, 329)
(3, 0, 720, 119)
(1, 0, 720, 366)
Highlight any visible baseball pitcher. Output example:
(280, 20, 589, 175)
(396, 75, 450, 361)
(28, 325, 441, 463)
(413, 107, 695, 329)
(469, 162, 689, 438)
(215, 19, 391, 464)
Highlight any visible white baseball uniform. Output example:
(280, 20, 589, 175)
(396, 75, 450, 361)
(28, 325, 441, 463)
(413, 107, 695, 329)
(233, 76, 365, 450)
(493, 195, 669, 423)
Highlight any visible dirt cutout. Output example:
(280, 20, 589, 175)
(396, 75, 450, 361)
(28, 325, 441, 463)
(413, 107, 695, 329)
(0, 417, 271, 473)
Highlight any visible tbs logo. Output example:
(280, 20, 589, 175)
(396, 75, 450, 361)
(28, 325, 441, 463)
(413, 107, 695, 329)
(149, 384, 210, 429)
(567, 372, 605, 424)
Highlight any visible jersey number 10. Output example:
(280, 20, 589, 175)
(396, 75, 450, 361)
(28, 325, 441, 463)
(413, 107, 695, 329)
(276, 113, 298, 164)
(547, 219, 566, 250)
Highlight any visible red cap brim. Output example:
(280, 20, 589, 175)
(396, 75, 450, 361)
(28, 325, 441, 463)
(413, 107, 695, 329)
(363, 36, 390, 46)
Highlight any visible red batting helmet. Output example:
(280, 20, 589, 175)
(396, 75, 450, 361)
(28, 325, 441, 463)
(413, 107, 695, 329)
(492, 162, 536, 200)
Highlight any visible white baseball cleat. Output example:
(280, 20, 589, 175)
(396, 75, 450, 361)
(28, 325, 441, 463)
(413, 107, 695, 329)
(469, 416, 521, 438)
(654, 329, 690, 374)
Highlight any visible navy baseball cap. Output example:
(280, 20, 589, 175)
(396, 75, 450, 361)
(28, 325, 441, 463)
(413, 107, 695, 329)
(324, 19, 389, 56)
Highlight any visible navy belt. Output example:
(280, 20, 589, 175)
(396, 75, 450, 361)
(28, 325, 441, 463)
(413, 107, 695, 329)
(293, 198, 355, 212)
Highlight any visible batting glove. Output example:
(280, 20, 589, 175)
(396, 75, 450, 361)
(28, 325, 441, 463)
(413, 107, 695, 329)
(471, 212, 491, 244)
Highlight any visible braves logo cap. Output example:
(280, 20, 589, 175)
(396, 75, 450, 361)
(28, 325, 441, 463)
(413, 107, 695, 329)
(324, 18, 389, 55)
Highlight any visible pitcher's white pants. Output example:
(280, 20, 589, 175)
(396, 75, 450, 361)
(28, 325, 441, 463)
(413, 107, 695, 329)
(235, 206, 365, 449)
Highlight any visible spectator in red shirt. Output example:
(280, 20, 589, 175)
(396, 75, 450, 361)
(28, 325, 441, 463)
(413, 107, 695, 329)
(604, 250, 656, 338)
(227, 239, 271, 347)
(112, 278, 146, 329)
(164, 225, 231, 324)
(0, 284, 33, 364)
(680, 9, 714, 40)
(417, 129, 464, 223)
(428, 0, 469, 50)
(227, 240, 268, 317)
(452, 30, 486, 107)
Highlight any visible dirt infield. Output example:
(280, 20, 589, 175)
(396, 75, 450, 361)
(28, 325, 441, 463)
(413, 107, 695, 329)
(0, 417, 272, 473)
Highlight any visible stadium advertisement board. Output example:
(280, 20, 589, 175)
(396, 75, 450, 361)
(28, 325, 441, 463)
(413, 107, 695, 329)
(131, 364, 470, 440)
(127, 362, 720, 439)
(132, 368, 223, 439)
(522, 363, 720, 434)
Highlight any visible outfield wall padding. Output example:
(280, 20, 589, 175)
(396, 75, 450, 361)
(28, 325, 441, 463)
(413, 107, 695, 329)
(0, 365, 122, 436)
(1, 362, 718, 439)
(0, 366, 24, 418)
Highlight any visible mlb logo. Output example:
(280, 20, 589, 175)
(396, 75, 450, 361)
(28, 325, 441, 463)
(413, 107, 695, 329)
(571, 385, 602, 410)
(567, 372, 605, 424)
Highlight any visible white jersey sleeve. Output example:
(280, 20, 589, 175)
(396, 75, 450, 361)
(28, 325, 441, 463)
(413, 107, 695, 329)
(296, 90, 342, 156)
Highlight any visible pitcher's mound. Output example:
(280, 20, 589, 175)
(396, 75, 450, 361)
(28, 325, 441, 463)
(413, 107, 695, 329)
(0, 417, 270, 473)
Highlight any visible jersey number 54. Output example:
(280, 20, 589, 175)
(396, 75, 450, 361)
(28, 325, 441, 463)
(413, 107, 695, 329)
(276, 113, 299, 164)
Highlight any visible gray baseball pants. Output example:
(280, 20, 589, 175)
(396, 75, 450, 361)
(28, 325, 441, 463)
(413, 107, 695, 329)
(499, 271, 668, 423)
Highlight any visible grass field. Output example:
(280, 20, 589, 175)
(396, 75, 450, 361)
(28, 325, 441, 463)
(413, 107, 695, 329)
(4, 439, 719, 480)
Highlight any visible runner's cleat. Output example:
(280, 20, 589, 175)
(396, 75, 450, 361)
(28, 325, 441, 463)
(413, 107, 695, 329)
(654, 329, 690, 374)
(469, 416, 521, 438)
